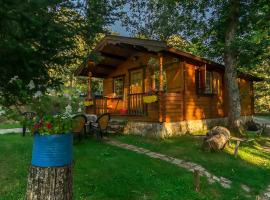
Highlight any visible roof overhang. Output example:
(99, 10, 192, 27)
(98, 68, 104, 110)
(75, 35, 263, 81)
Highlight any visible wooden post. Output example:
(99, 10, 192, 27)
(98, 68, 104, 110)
(26, 165, 73, 200)
(234, 140, 241, 158)
(158, 54, 164, 123)
(159, 54, 164, 92)
(88, 71, 92, 100)
(194, 170, 200, 192)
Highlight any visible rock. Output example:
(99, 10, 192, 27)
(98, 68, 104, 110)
(202, 126, 230, 151)
(241, 184, 251, 193)
(207, 126, 230, 139)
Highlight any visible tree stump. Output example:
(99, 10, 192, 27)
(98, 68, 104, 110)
(26, 165, 73, 200)
(202, 126, 230, 151)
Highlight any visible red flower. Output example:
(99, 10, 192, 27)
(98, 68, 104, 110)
(33, 123, 40, 129)
(46, 123, 52, 129)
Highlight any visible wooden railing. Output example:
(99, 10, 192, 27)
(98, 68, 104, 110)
(128, 93, 146, 115)
(93, 93, 147, 116)
(94, 95, 107, 115)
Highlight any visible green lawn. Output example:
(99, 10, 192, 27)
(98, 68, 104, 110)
(0, 134, 254, 200)
(115, 134, 270, 198)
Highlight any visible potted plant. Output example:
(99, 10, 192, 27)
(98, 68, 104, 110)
(23, 94, 80, 167)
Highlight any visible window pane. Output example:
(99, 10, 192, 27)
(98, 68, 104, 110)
(114, 77, 124, 96)
(205, 71, 212, 94)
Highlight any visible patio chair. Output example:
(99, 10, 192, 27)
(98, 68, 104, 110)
(72, 114, 87, 141)
(90, 113, 110, 139)
(22, 112, 36, 136)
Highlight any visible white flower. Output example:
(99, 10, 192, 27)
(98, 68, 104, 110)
(64, 104, 72, 116)
(33, 91, 43, 99)
(0, 106, 5, 116)
(77, 107, 82, 112)
(46, 88, 55, 94)
(9, 75, 19, 83)
(27, 80, 35, 90)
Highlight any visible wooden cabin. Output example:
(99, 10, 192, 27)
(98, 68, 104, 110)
(75, 35, 260, 137)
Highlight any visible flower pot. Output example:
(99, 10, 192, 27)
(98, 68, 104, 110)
(31, 133, 73, 167)
(119, 108, 128, 115)
(143, 95, 158, 103)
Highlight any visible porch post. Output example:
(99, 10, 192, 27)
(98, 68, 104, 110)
(158, 53, 165, 123)
(87, 71, 92, 100)
(159, 54, 164, 91)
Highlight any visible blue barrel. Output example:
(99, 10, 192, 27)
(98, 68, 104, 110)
(31, 133, 73, 167)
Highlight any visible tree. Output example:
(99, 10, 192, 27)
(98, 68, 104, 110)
(253, 60, 270, 113)
(0, 0, 81, 107)
(121, 0, 270, 134)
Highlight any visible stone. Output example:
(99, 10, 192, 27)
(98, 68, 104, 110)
(241, 184, 251, 193)
(202, 126, 230, 151)
(220, 182, 231, 189)
(122, 116, 252, 138)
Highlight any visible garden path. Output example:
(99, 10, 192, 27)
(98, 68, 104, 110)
(106, 138, 232, 189)
(0, 128, 22, 134)
(106, 138, 270, 199)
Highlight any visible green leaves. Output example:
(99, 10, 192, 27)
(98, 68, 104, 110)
(0, 0, 81, 106)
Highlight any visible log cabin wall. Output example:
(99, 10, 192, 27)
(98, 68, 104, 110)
(100, 52, 254, 122)
(164, 57, 225, 122)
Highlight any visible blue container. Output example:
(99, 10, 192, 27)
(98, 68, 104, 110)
(31, 133, 73, 167)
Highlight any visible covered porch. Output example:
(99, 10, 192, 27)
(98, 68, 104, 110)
(75, 36, 173, 123)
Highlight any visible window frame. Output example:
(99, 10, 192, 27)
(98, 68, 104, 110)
(195, 68, 215, 96)
(113, 75, 125, 98)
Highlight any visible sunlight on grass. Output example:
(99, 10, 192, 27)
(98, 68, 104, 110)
(225, 143, 270, 168)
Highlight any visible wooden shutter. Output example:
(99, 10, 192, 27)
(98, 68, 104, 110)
(195, 68, 201, 94)
(200, 65, 206, 93)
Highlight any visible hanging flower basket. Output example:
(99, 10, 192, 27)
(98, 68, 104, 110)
(31, 133, 73, 167)
(143, 95, 158, 104)
(84, 100, 93, 106)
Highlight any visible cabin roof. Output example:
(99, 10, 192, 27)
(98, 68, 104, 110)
(75, 35, 262, 81)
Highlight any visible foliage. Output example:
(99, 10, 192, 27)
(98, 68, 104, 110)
(0, 0, 85, 107)
(4, 76, 84, 135)
(121, 0, 270, 67)
(121, 0, 269, 133)
(252, 60, 270, 113)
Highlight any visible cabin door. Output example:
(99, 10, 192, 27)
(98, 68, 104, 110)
(128, 68, 145, 115)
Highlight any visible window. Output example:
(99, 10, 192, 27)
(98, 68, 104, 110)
(113, 76, 124, 97)
(195, 68, 214, 95)
(205, 71, 213, 94)
(130, 69, 143, 94)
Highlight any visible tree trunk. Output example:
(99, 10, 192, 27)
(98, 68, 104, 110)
(223, 0, 243, 135)
(26, 165, 73, 200)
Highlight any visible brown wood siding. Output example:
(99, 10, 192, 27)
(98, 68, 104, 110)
(239, 78, 253, 115)
(98, 52, 254, 122)
(181, 62, 225, 121)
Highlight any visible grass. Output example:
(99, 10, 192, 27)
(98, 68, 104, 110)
(0, 134, 254, 200)
(115, 134, 270, 198)
(255, 113, 270, 119)
(0, 122, 21, 129)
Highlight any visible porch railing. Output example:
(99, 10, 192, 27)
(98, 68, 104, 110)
(93, 93, 146, 116)
(94, 95, 107, 115)
(128, 93, 146, 115)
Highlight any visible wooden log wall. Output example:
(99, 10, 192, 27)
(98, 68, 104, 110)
(98, 52, 254, 122)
